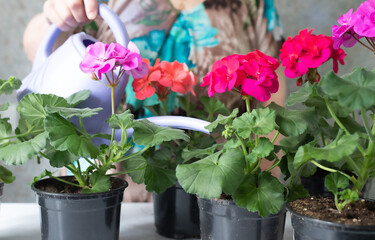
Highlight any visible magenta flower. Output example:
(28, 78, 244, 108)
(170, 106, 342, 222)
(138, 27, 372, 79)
(279, 37, 308, 78)
(352, 0, 375, 38)
(299, 34, 331, 69)
(79, 42, 116, 79)
(332, 9, 358, 49)
(201, 55, 241, 97)
(125, 42, 148, 79)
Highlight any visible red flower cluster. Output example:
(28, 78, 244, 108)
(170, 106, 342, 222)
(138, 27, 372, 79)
(280, 29, 346, 84)
(201, 50, 280, 102)
(132, 59, 197, 101)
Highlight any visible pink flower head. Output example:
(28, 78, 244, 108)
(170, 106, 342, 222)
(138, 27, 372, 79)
(280, 36, 308, 78)
(329, 39, 346, 73)
(299, 34, 331, 69)
(332, 9, 358, 49)
(202, 51, 279, 102)
(158, 61, 197, 96)
(79, 42, 117, 79)
(352, 0, 375, 38)
(201, 55, 241, 97)
(124, 42, 148, 79)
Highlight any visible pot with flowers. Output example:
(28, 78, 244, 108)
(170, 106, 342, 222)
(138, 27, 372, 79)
(127, 58, 226, 238)
(282, 1, 375, 239)
(174, 50, 294, 240)
(0, 39, 193, 240)
(0, 76, 18, 204)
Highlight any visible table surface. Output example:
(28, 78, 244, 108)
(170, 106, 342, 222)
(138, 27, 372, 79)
(0, 203, 293, 240)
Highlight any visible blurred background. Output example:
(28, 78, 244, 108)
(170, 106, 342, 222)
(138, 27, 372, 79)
(1, 0, 374, 202)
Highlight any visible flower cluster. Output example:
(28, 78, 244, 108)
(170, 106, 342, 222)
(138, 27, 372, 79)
(280, 29, 346, 85)
(79, 41, 148, 84)
(332, 0, 375, 50)
(132, 59, 197, 101)
(201, 50, 279, 102)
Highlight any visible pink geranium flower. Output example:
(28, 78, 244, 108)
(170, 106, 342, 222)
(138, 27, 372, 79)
(299, 34, 331, 68)
(132, 59, 161, 100)
(332, 9, 358, 49)
(279, 37, 308, 78)
(79, 42, 117, 79)
(352, 0, 375, 38)
(201, 55, 241, 97)
(202, 51, 279, 102)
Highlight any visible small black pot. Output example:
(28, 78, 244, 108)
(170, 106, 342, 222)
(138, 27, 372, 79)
(287, 201, 375, 240)
(31, 177, 128, 240)
(198, 198, 286, 240)
(153, 184, 200, 239)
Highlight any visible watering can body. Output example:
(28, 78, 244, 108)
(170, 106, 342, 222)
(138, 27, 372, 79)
(18, 4, 130, 135)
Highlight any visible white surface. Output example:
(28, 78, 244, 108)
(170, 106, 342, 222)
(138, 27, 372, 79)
(0, 203, 293, 240)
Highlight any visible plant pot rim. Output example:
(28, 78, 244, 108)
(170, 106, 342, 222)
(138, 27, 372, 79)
(31, 176, 128, 200)
(286, 198, 375, 231)
(198, 196, 286, 217)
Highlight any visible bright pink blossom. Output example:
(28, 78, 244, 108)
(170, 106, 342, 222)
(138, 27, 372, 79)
(79, 42, 117, 79)
(352, 0, 375, 38)
(332, 9, 358, 49)
(201, 51, 279, 102)
(279, 37, 308, 78)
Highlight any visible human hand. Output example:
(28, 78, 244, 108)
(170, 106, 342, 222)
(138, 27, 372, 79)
(170, 0, 205, 11)
(43, 0, 99, 31)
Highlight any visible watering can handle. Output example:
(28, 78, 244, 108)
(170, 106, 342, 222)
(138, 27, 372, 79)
(123, 116, 211, 138)
(33, 3, 129, 70)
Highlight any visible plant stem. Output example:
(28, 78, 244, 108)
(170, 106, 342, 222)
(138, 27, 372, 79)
(49, 175, 82, 188)
(361, 108, 375, 143)
(116, 146, 151, 163)
(271, 131, 280, 144)
(350, 33, 375, 53)
(161, 100, 168, 114)
(84, 157, 99, 169)
(311, 160, 352, 180)
(245, 96, 251, 113)
(359, 120, 375, 191)
(79, 117, 88, 135)
(325, 99, 366, 156)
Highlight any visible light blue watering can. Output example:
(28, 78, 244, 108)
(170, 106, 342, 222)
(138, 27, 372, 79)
(18, 3, 210, 136)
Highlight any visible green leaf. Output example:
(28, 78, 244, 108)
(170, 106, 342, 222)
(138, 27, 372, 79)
(294, 134, 359, 168)
(252, 137, 274, 159)
(0, 118, 12, 146)
(270, 102, 316, 137)
(0, 76, 21, 95)
(339, 189, 358, 202)
(200, 96, 230, 119)
(46, 106, 102, 119)
(17, 93, 70, 128)
(286, 183, 309, 202)
(85, 171, 111, 193)
(44, 113, 99, 158)
(321, 68, 375, 110)
(45, 150, 79, 168)
(233, 108, 276, 138)
(232, 172, 285, 217)
(325, 172, 349, 194)
(181, 144, 219, 163)
(108, 110, 134, 130)
(286, 82, 314, 106)
(66, 90, 91, 105)
(0, 165, 15, 183)
(176, 149, 245, 198)
(123, 155, 147, 184)
(0, 132, 48, 165)
(205, 108, 238, 132)
(132, 119, 189, 147)
(33, 169, 54, 183)
(144, 166, 176, 194)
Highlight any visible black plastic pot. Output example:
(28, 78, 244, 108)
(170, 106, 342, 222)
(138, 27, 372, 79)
(0, 181, 3, 203)
(287, 201, 375, 240)
(153, 183, 200, 239)
(31, 177, 128, 240)
(198, 197, 286, 240)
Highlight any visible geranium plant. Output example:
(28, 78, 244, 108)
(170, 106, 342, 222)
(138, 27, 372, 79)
(174, 50, 290, 217)
(0, 76, 19, 184)
(282, 0, 375, 211)
(0, 41, 189, 193)
(125, 58, 228, 194)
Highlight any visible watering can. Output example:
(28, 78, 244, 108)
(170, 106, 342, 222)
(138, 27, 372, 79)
(18, 3, 210, 137)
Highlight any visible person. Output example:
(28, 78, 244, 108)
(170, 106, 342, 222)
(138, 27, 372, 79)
(23, 0, 286, 202)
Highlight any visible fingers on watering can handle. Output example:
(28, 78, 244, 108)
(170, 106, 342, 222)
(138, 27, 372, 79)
(124, 116, 211, 138)
(33, 3, 130, 67)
